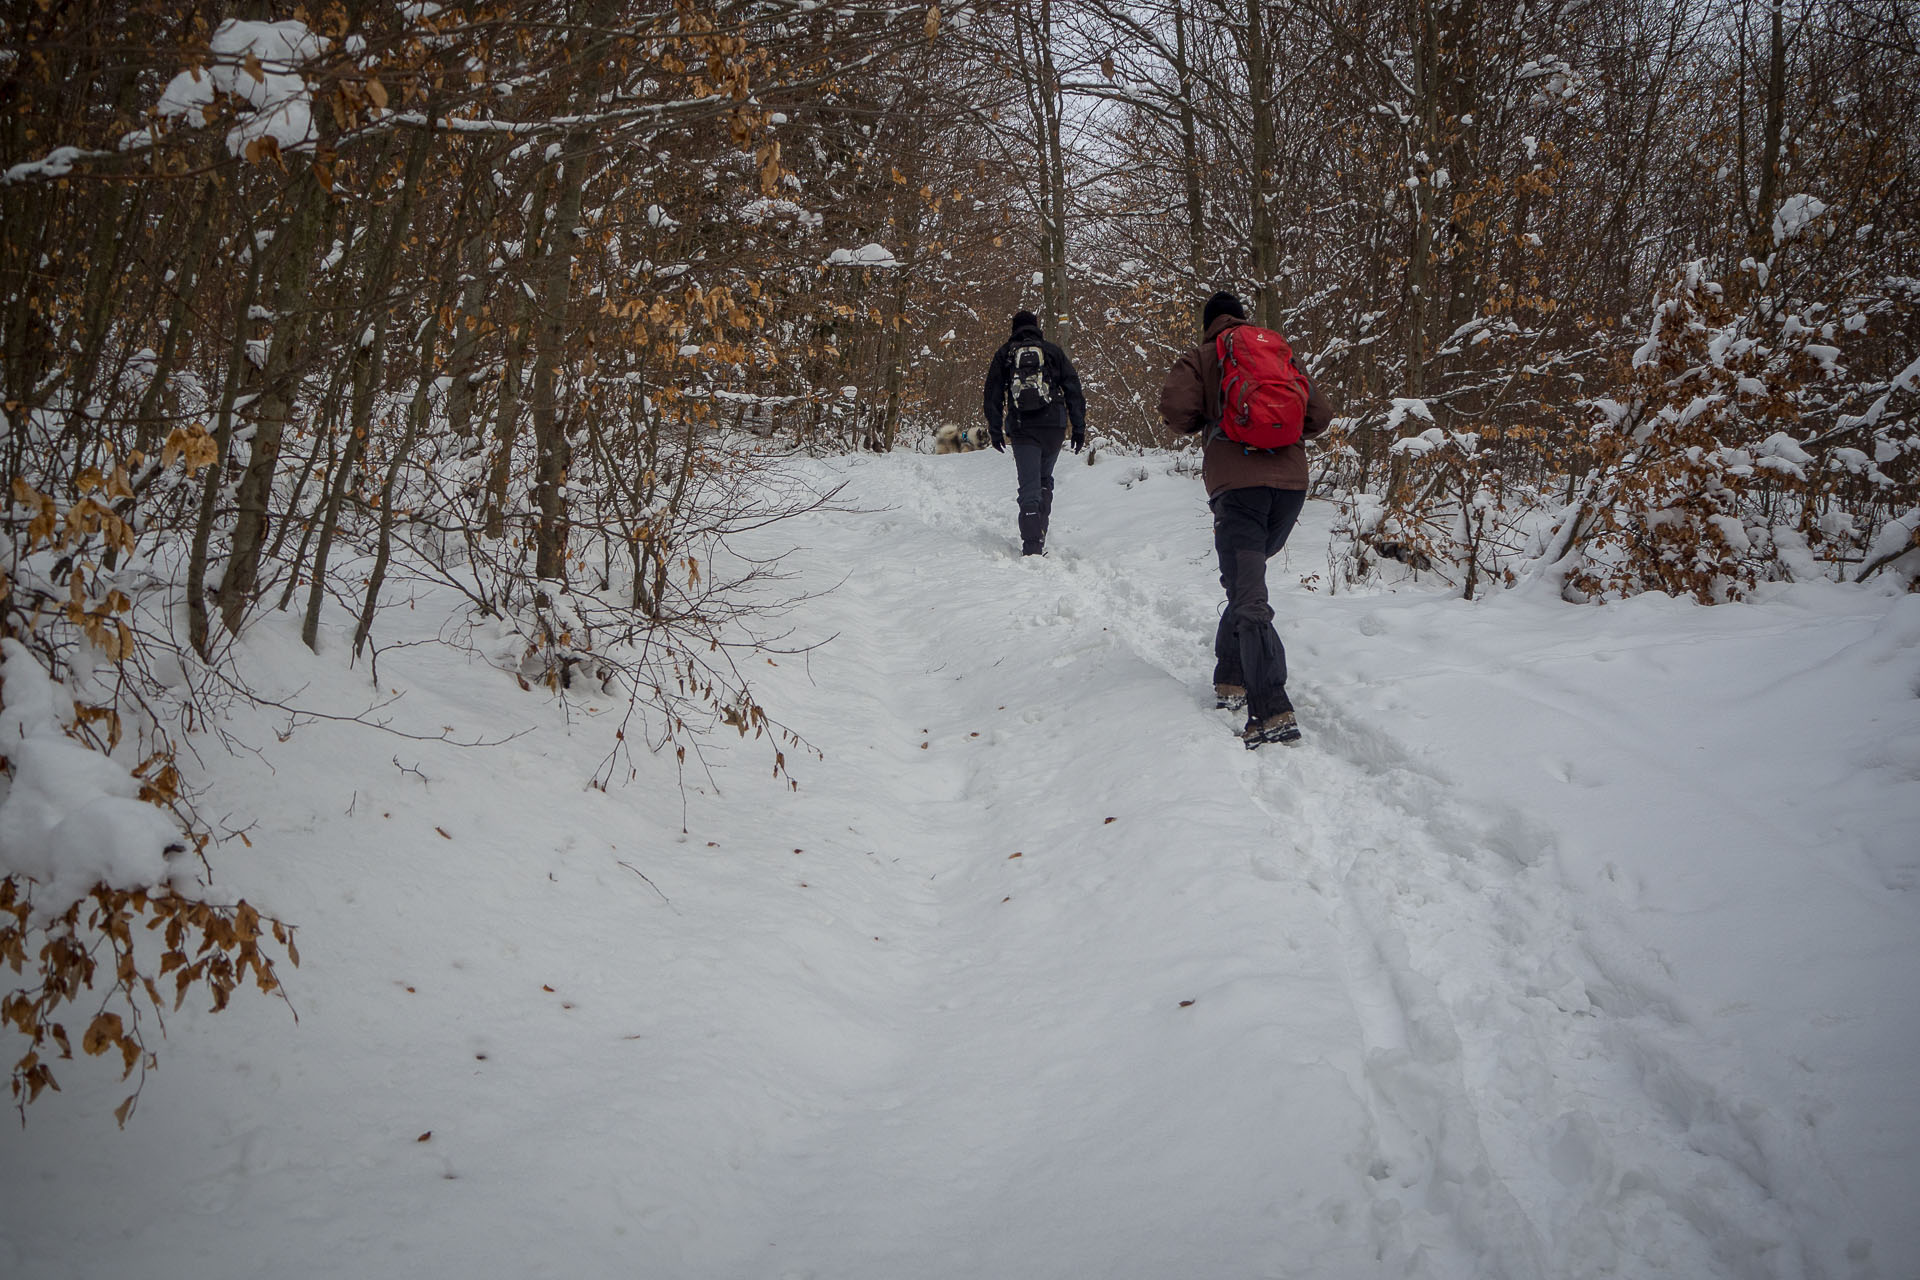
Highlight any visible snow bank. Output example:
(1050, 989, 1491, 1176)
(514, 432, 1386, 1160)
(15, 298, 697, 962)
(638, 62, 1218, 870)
(0, 641, 182, 915)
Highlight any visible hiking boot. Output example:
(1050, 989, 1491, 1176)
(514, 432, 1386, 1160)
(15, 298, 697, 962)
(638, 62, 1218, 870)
(1017, 509, 1048, 556)
(1242, 710, 1301, 749)
(1205, 687, 1251, 717)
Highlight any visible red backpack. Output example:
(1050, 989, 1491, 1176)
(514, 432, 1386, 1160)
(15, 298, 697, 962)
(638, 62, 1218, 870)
(1215, 324, 1310, 450)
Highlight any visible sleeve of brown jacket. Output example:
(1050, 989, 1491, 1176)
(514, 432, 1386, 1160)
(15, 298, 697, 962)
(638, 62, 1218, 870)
(1158, 348, 1207, 436)
(1303, 378, 1335, 439)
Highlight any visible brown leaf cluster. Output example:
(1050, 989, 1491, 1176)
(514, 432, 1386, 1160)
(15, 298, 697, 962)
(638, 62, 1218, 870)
(1, 876, 298, 1126)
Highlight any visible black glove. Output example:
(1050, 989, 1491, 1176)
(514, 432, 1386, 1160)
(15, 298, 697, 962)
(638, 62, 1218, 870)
(1071, 431, 1086, 454)
(991, 432, 1006, 452)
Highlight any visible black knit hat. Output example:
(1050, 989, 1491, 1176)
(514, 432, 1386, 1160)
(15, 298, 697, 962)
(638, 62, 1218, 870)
(1010, 310, 1040, 334)
(1202, 291, 1246, 328)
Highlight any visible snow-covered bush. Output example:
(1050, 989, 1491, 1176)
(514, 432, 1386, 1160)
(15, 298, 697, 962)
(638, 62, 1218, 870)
(1528, 261, 1918, 602)
(1, 618, 296, 1124)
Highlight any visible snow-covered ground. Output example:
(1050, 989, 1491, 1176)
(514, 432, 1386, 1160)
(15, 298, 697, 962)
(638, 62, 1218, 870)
(4, 447, 1917, 1279)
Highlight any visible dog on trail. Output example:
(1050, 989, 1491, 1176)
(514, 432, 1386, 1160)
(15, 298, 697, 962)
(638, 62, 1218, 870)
(933, 423, 993, 454)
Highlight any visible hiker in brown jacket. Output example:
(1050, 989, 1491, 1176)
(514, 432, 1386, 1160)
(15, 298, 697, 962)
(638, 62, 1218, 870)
(1159, 291, 1335, 747)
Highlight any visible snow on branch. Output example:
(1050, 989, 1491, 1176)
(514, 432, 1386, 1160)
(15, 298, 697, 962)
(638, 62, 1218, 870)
(826, 243, 901, 268)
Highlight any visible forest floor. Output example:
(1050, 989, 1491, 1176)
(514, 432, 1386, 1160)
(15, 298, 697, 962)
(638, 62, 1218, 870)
(3, 446, 1917, 1280)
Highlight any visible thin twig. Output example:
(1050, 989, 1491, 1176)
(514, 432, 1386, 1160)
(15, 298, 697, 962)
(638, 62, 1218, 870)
(614, 859, 672, 907)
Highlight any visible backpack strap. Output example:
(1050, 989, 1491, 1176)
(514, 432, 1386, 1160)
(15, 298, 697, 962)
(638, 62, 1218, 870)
(1201, 331, 1229, 446)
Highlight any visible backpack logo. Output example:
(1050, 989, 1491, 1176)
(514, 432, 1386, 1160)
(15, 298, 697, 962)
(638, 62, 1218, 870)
(1008, 343, 1055, 414)
(1216, 326, 1309, 449)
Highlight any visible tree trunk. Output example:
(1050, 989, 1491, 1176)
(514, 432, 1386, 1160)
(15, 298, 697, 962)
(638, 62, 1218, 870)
(297, 130, 429, 651)
(187, 203, 267, 660)
(529, 130, 593, 581)
(300, 331, 380, 652)
(1244, 0, 1280, 327)
(1039, 0, 1072, 346)
(484, 170, 550, 540)
(1748, 0, 1790, 263)
(353, 313, 440, 662)
(443, 166, 501, 441)
(133, 181, 218, 460)
(219, 169, 334, 636)
(1173, 0, 1208, 287)
(1014, 0, 1072, 347)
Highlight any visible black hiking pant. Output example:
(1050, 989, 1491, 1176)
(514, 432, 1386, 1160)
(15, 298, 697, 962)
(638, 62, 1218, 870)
(1210, 486, 1307, 720)
(1011, 433, 1062, 551)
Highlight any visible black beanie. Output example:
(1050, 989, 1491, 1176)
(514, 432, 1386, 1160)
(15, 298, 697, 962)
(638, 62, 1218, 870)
(1010, 310, 1040, 334)
(1202, 291, 1246, 328)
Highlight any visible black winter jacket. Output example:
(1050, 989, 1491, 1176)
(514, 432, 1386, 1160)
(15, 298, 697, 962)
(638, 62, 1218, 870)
(982, 325, 1087, 440)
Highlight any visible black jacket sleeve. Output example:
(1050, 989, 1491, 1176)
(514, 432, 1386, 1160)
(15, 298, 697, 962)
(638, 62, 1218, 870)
(1053, 343, 1087, 436)
(982, 343, 1009, 435)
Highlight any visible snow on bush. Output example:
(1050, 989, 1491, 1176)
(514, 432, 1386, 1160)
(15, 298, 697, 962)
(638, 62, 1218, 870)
(2, 467, 298, 1124)
(1772, 193, 1829, 246)
(1859, 507, 1920, 585)
(0, 640, 182, 912)
(145, 19, 330, 159)
(826, 243, 901, 268)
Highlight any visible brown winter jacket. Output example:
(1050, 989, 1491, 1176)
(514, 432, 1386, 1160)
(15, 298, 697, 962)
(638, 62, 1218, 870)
(1158, 314, 1335, 497)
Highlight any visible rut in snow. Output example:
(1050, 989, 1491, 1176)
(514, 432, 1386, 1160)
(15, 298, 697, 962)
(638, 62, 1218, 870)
(711, 450, 1824, 1280)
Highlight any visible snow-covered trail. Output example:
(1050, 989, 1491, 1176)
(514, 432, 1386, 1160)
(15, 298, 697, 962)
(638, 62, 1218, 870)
(3, 447, 1914, 1280)
(691, 458, 1394, 1277)
(718, 452, 1827, 1280)
(676, 447, 1858, 1279)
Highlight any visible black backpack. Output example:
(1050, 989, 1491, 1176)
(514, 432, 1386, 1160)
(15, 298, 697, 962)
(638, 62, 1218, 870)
(1007, 342, 1056, 415)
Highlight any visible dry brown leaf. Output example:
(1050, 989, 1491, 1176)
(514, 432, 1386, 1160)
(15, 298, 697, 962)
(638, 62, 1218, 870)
(82, 1011, 123, 1056)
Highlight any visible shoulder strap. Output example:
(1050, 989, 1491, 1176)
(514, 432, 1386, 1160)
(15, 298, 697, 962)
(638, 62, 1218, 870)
(1201, 332, 1229, 444)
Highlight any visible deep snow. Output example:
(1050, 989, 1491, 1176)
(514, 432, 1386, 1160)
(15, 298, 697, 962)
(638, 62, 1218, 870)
(2, 446, 1917, 1279)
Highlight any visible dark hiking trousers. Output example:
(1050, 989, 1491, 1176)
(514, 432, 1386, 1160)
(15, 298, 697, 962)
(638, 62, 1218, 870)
(1210, 486, 1307, 720)
(1011, 433, 1062, 550)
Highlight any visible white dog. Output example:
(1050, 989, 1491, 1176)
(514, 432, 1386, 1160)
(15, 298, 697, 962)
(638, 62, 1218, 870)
(933, 423, 994, 454)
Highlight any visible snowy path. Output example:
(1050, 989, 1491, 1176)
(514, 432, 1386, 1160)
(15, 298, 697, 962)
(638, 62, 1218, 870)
(699, 462, 1396, 1278)
(669, 449, 1880, 1279)
(3, 448, 1914, 1279)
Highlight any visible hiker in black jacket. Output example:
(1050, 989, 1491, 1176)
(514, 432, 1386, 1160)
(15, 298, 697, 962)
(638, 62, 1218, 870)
(982, 310, 1087, 555)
